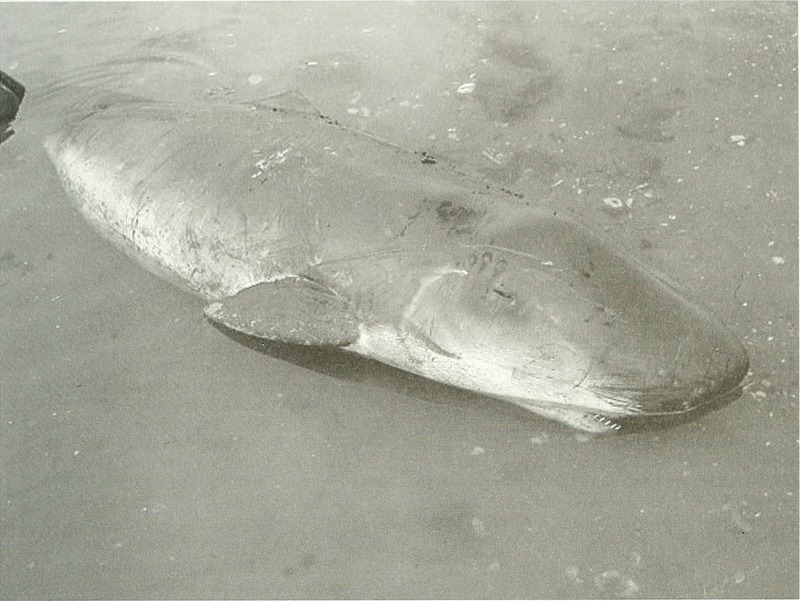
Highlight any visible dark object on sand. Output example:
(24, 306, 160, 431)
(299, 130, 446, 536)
(1, 70, 26, 145)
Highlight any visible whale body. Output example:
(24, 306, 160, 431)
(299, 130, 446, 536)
(45, 95, 749, 433)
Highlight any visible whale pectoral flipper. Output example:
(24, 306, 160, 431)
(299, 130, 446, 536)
(204, 277, 360, 346)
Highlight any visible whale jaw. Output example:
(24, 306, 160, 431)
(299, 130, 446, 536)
(349, 321, 747, 435)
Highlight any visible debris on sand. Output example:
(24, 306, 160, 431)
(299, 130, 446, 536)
(594, 570, 641, 598)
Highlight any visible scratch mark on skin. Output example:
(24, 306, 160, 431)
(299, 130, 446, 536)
(481, 243, 554, 266)
(129, 198, 150, 248)
(398, 269, 468, 360)
(403, 268, 468, 323)
(573, 357, 595, 389)
(574, 340, 618, 393)
(665, 337, 687, 390)
(402, 320, 461, 359)
(242, 213, 249, 259)
(313, 247, 408, 269)
(398, 209, 422, 238)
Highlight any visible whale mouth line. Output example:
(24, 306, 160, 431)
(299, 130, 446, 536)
(600, 384, 745, 433)
(626, 382, 745, 417)
(499, 380, 746, 433)
(597, 383, 746, 432)
(588, 381, 746, 417)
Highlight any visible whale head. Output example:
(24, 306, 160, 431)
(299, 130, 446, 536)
(356, 211, 749, 433)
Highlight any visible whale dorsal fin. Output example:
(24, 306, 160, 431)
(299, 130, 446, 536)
(250, 90, 320, 116)
(204, 277, 359, 346)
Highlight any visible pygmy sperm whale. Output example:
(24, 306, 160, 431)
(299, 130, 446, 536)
(44, 93, 749, 433)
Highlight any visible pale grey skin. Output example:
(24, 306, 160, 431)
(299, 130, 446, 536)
(45, 95, 749, 433)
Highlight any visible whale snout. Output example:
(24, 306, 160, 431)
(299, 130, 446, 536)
(473, 213, 750, 431)
(590, 324, 749, 421)
(579, 262, 750, 424)
(566, 247, 750, 426)
(656, 335, 749, 414)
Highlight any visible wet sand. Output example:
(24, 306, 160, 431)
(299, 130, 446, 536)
(1, 3, 797, 599)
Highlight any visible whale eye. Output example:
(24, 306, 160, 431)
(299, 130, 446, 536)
(492, 282, 516, 304)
